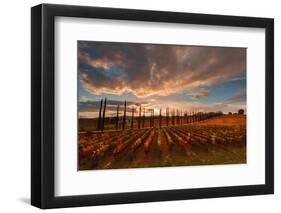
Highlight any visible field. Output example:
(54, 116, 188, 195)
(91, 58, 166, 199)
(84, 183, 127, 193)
(78, 115, 246, 170)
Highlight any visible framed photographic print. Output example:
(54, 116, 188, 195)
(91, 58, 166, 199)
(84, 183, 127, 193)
(31, 4, 274, 209)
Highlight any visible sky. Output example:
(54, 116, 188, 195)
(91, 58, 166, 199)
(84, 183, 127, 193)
(78, 41, 246, 118)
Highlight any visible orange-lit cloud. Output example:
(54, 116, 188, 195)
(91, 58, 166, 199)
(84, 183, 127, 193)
(189, 89, 210, 100)
(78, 42, 246, 99)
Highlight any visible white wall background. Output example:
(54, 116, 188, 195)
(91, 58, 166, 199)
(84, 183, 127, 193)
(0, 0, 279, 212)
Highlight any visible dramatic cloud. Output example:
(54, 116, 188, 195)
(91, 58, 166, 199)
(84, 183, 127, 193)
(78, 41, 246, 98)
(189, 89, 210, 100)
(225, 89, 246, 105)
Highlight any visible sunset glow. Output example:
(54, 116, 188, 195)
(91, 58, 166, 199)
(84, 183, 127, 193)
(78, 41, 246, 118)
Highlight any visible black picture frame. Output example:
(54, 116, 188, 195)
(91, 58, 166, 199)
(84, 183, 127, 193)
(31, 3, 274, 209)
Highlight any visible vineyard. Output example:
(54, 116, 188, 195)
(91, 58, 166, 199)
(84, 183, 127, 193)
(79, 115, 246, 170)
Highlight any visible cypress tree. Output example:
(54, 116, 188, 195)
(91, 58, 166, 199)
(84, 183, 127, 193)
(142, 107, 145, 128)
(101, 97, 107, 131)
(159, 108, 162, 128)
(166, 107, 169, 126)
(131, 106, 134, 129)
(116, 104, 119, 130)
(122, 100, 127, 130)
(97, 98, 103, 130)
(138, 104, 141, 129)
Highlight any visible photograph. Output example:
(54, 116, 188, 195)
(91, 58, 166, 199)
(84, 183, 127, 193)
(78, 41, 247, 170)
(29, 3, 274, 209)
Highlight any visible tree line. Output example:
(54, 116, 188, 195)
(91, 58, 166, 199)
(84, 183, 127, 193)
(96, 98, 223, 132)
